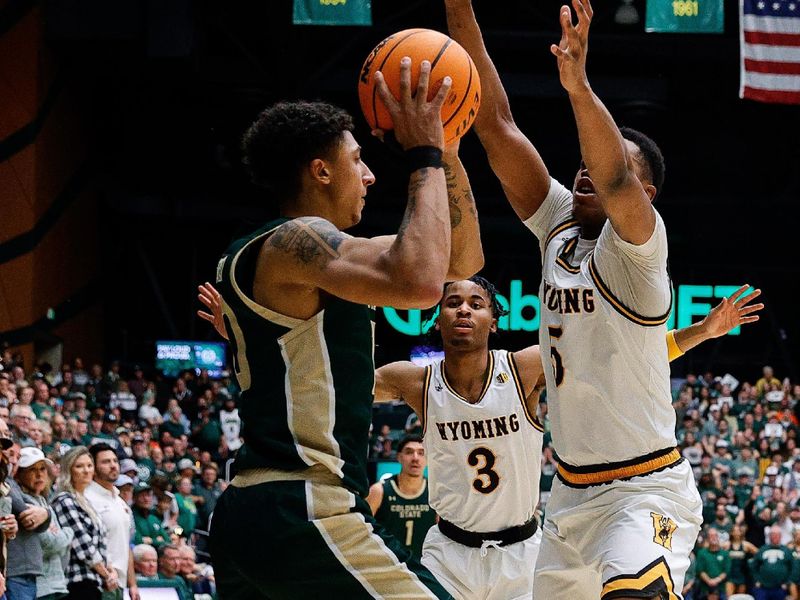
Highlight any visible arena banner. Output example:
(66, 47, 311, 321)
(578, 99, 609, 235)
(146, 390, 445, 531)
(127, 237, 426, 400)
(293, 0, 371, 26)
(645, 0, 724, 33)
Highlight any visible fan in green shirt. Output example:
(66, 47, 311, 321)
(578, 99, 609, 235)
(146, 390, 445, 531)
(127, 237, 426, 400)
(132, 482, 168, 549)
(695, 528, 731, 597)
(750, 526, 793, 595)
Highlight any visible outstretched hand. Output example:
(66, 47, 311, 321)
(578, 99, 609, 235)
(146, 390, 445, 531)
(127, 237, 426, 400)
(550, 0, 593, 94)
(374, 58, 452, 151)
(197, 282, 229, 340)
(702, 284, 763, 338)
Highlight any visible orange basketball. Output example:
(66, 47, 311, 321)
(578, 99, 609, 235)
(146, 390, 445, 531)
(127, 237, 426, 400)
(358, 28, 481, 146)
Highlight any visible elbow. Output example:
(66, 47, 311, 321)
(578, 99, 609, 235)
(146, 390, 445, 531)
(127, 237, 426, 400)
(398, 272, 446, 308)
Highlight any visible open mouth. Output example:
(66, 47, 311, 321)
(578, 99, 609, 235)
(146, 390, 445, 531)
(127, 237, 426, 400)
(575, 176, 595, 198)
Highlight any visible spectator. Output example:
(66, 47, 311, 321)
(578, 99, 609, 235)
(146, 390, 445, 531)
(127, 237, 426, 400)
(192, 464, 222, 536)
(15, 446, 73, 600)
(750, 525, 793, 600)
(217, 398, 241, 452)
(108, 382, 137, 425)
(190, 404, 222, 455)
(85, 444, 140, 600)
(178, 544, 214, 598)
(51, 446, 117, 599)
(756, 366, 781, 398)
(695, 528, 730, 598)
(726, 523, 757, 598)
(0, 435, 18, 594)
(683, 550, 696, 600)
(9, 405, 35, 448)
(137, 396, 161, 433)
(114, 475, 135, 507)
(160, 407, 188, 441)
(132, 544, 157, 581)
(156, 545, 192, 600)
(173, 477, 197, 540)
(131, 483, 167, 549)
(130, 436, 154, 484)
(126, 367, 148, 402)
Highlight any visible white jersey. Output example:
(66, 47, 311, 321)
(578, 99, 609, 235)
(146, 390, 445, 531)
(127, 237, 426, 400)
(220, 408, 243, 451)
(423, 349, 543, 532)
(524, 178, 676, 468)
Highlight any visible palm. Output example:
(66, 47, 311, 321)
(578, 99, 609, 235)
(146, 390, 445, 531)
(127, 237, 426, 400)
(703, 285, 763, 338)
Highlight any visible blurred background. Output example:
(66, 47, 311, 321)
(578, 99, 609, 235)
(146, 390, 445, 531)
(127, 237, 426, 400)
(1, 0, 798, 381)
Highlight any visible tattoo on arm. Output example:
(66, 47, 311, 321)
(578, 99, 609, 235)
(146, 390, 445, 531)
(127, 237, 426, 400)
(268, 218, 345, 267)
(444, 162, 463, 228)
(397, 169, 431, 241)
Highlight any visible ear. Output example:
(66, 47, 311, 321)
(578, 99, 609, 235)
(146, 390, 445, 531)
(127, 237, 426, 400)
(310, 158, 331, 185)
(644, 184, 657, 202)
(490, 318, 498, 334)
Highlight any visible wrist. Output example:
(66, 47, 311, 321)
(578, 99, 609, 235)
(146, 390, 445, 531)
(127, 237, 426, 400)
(406, 146, 443, 172)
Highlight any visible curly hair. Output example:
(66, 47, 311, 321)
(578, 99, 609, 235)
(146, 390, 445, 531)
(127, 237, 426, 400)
(241, 101, 355, 203)
(619, 127, 665, 200)
(421, 275, 509, 341)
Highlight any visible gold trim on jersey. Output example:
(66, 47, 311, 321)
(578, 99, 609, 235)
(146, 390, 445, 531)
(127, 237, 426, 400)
(421, 365, 432, 438)
(440, 352, 495, 405)
(389, 477, 427, 501)
(231, 464, 342, 488)
(588, 257, 671, 327)
(507, 353, 544, 432)
(601, 557, 678, 600)
(555, 236, 582, 274)
(544, 218, 580, 248)
(557, 448, 682, 487)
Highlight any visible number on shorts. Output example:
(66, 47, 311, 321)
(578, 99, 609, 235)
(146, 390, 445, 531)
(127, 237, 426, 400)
(548, 325, 565, 386)
(467, 447, 500, 494)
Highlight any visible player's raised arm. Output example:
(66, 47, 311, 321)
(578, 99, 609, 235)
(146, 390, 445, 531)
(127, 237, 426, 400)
(552, 0, 654, 244)
(374, 362, 425, 415)
(445, 0, 550, 221)
(442, 146, 483, 279)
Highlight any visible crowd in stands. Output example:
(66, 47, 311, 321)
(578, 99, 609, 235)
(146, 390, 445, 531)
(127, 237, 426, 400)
(0, 346, 234, 599)
(1, 338, 799, 600)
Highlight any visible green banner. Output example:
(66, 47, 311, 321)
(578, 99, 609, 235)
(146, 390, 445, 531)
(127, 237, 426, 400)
(293, 0, 371, 26)
(645, 0, 723, 33)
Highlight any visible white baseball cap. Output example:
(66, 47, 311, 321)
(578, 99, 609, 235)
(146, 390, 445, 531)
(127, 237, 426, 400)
(18, 447, 54, 470)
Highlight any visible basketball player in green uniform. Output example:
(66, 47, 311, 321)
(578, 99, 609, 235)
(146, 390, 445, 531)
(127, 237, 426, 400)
(368, 435, 437, 560)
(205, 59, 483, 599)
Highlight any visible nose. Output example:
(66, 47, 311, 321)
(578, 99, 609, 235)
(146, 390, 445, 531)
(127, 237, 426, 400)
(363, 165, 375, 187)
(456, 303, 471, 316)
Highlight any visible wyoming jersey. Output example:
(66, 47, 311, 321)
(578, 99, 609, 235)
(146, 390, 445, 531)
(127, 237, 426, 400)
(423, 349, 543, 532)
(214, 219, 376, 496)
(524, 178, 677, 475)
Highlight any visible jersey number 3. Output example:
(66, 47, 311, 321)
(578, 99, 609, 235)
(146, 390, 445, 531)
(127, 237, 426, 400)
(467, 447, 500, 494)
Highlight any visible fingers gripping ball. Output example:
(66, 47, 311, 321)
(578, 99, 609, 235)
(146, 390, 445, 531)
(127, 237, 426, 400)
(358, 28, 481, 145)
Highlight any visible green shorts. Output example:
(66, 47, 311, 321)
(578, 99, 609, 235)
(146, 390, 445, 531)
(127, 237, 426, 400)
(210, 477, 451, 599)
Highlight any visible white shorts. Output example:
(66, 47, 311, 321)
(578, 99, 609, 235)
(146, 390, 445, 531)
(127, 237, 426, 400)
(422, 524, 542, 600)
(533, 459, 702, 600)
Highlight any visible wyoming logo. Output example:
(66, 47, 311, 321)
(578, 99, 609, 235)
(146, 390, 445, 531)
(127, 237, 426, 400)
(650, 512, 678, 551)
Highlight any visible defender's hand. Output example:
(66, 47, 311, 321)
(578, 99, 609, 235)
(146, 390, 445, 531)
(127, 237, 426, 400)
(701, 285, 763, 339)
(550, 0, 593, 95)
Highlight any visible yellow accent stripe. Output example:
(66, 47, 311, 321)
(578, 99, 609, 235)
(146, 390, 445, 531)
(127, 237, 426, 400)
(441, 352, 494, 405)
(231, 464, 341, 488)
(666, 329, 684, 361)
(558, 449, 681, 486)
(601, 558, 678, 600)
(508, 353, 544, 432)
(545, 219, 580, 247)
(421, 365, 432, 438)
(589, 257, 671, 326)
(555, 255, 581, 274)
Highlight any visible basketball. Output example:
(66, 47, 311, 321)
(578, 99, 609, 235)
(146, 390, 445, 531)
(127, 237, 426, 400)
(358, 28, 481, 145)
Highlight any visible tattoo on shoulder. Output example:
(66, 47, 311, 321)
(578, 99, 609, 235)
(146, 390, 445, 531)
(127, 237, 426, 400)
(268, 218, 345, 266)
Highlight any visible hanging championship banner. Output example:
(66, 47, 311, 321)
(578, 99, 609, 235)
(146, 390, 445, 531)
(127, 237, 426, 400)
(645, 0, 724, 33)
(293, 0, 372, 26)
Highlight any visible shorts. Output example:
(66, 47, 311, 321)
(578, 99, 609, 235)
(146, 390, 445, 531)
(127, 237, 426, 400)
(210, 473, 452, 600)
(533, 459, 702, 599)
(422, 524, 542, 600)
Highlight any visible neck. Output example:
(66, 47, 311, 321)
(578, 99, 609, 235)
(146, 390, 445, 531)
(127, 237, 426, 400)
(95, 478, 114, 492)
(442, 349, 491, 403)
(396, 471, 424, 495)
(281, 190, 343, 230)
(74, 482, 88, 494)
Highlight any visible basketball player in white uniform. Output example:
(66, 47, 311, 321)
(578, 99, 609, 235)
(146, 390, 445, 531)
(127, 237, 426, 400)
(444, 0, 764, 598)
(373, 277, 760, 600)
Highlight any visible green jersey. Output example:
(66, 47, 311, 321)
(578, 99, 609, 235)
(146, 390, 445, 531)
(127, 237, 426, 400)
(216, 219, 376, 495)
(374, 476, 436, 558)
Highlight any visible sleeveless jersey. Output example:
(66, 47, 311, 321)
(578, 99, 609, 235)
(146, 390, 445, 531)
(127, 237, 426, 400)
(524, 179, 676, 467)
(424, 350, 544, 532)
(374, 475, 436, 558)
(215, 219, 376, 495)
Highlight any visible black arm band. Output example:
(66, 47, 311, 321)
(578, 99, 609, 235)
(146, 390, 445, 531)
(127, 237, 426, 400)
(405, 146, 443, 172)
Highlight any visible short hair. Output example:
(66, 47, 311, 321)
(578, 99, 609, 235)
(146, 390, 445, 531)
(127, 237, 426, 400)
(88, 442, 116, 462)
(397, 434, 423, 454)
(241, 101, 355, 203)
(158, 543, 180, 559)
(619, 127, 665, 199)
(133, 543, 157, 561)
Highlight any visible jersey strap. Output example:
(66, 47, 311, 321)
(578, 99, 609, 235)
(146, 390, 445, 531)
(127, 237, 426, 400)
(556, 446, 682, 488)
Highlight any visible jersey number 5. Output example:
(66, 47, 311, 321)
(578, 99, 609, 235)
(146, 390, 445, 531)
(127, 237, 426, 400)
(467, 447, 500, 494)
(548, 325, 565, 387)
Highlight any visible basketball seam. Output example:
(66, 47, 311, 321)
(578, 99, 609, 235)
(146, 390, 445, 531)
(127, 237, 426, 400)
(441, 49, 475, 130)
(370, 30, 424, 131)
(429, 39, 452, 71)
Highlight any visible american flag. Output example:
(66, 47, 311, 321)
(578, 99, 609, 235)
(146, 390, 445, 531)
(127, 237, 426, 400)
(740, 0, 800, 104)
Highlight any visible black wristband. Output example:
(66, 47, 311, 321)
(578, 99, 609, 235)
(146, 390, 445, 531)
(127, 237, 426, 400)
(405, 145, 443, 172)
